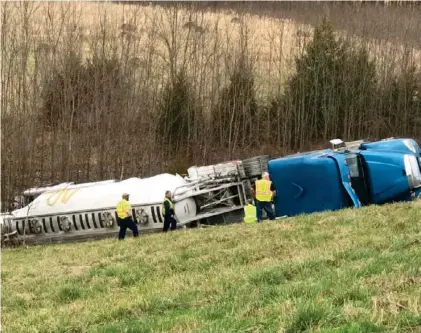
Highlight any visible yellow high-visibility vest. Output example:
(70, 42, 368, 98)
(255, 179, 272, 202)
(116, 199, 131, 219)
(162, 198, 174, 216)
(244, 204, 257, 223)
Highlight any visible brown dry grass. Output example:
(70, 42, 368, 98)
(3, 1, 420, 101)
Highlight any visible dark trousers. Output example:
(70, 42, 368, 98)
(117, 217, 139, 240)
(256, 200, 275, 222)
(163, 216, 177, 232)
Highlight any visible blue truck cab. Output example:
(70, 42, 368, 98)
(268, 138, 421, 217)
(357, 138, 421, 201)
(359, 138, 421, 159)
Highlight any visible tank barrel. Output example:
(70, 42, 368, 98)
(22, 180, 116, 197)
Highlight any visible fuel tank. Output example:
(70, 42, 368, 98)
(12, 174, 196, 220)
(6, 174, 197, 244)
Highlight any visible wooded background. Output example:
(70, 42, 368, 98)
(1, 1, 420, 210)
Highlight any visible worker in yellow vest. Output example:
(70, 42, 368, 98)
(252, 172, 276, 222)
(116, 193, 139, 240)
(162, 190, 177, 232)
(243, 199, 257, 223)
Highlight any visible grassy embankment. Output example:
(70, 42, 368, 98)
(2, 202, 421, 333)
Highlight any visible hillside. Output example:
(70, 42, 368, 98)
(2, 203, 421, 333)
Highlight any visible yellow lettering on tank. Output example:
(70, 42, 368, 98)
(46, 190, 61, 206)
(46, 189, 79, 206)
(61, 188, 79, 204)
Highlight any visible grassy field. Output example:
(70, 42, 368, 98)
(2, 202, 421, 333)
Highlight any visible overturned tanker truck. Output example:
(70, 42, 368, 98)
(2, 137, 421, 246)
(0, 157, 268, 246)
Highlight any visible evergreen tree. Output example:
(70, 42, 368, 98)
(215, 55, 258, 155)
(158, 69, 200, 153)
(284, 18, 377, 147)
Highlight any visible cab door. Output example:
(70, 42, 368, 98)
(344, 153, 372, 206)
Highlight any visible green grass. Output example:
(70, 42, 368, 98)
(2, 202, 421, 333)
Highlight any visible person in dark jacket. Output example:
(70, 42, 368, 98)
(162, 190, 177, 232)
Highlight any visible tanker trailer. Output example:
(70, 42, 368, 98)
(3, 174, 197, 245)
(2, 159, 252, 246)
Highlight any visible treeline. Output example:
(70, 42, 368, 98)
(1, 2, 420, 209)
